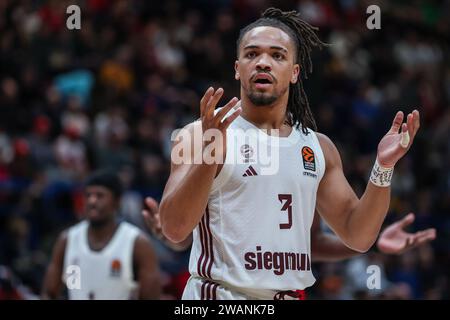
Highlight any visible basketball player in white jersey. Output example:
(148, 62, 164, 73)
(41, 170, 161, 299)
(158, 8, 422, 300)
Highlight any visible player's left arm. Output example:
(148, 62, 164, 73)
(315, 110, 420, 253)
(133, 234, 162, 299)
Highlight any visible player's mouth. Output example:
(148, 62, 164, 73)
(252, 73, 274, 90)
(88, 207, 99, 215)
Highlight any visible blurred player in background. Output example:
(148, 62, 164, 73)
(41, 170, 161, 299)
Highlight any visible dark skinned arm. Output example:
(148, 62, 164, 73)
(41, 231, 67, 299)
(133, 234, 162, 299)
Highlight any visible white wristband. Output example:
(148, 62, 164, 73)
(370, 159, 394, 187)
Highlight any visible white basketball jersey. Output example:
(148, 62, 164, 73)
(63, 221, 140, 300)
(186, 115, 325, 299)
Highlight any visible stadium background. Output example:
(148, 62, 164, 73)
(0, 0, 448, 299)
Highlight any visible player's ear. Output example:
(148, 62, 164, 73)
(235, 60, 240, 80)
(291, 64, 300, 84)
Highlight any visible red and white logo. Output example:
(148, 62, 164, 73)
(110, 259, 122, 277)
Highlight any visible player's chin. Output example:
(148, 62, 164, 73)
(249, 85, 273, 94)
(87, 215, 100, 223)
(251, 82, 274, 92)
(88, 216, 108, 227)
(86, 210, 103, 221)
(248, 91, 278, 106)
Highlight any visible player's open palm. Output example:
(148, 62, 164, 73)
(377, 110, 420, 168)
(377, 213, 436, 254)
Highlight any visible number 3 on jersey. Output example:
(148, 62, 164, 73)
(278, 194, 293, 229)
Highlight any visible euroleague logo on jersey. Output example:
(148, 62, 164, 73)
(110, 259, 122, 278)
(301, 146, 316, 171)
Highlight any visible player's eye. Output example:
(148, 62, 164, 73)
(246, 51, 256, 59)
(273, 52, 284, 60)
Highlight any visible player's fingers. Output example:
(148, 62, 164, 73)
(402, 110, 420, 148)
(221, 107, 242, 129)
(399, 212, 415, 229)
(145, 208, 159, 223)
(417, 228, 436, 241)
(144, 197, 159, 215)
(142, 209, 152, 228)
(153, 213, 162, 228)
(142, 209, 162, 233)
(389, 111, 404, 134)
(401, 122, 408, 135)
(200, 87, 214, 118)
(399, 122, 409, 149)
(215, 97, 239, 123)
(415, 234, 436, 246)
(409, 238, 418, 248)
(406, 235, 416, 247)
(408, 231, 435, 249)
(205, 88, 224, 120)
(143, 208, 157, 223)
(406, 112, 414, 142)
(411, 109, 420, 138)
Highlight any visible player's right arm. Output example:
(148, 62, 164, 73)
(41, 231, 67, 299)
(311, 211, 361, 262)
(159, 87, 240, 243)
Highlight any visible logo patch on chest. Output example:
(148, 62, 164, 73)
(242, 165, 258, 177)
(110, 259, 122, 277)
(240, 144, 255, 163)
(301, 147, 316, 172)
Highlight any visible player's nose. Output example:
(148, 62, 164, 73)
(255, 54, 272, 71)
(87, 194, 98, 205)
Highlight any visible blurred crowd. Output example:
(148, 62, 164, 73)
(0, 0, 448, 299)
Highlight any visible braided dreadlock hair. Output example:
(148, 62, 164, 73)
(237, 8, 327, 134)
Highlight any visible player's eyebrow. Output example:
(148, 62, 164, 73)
(243, 45, 288, 53)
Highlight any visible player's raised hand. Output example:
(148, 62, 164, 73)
(377, 213, 436, 254)
(142, 197, 163, 240)
(142, 196, 193, 251)
(377, 110, 420, 168)
(200, 87, 241, 136)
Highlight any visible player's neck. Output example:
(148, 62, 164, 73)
(240, 95, 291, 135)
(88, 218, 119, 244)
